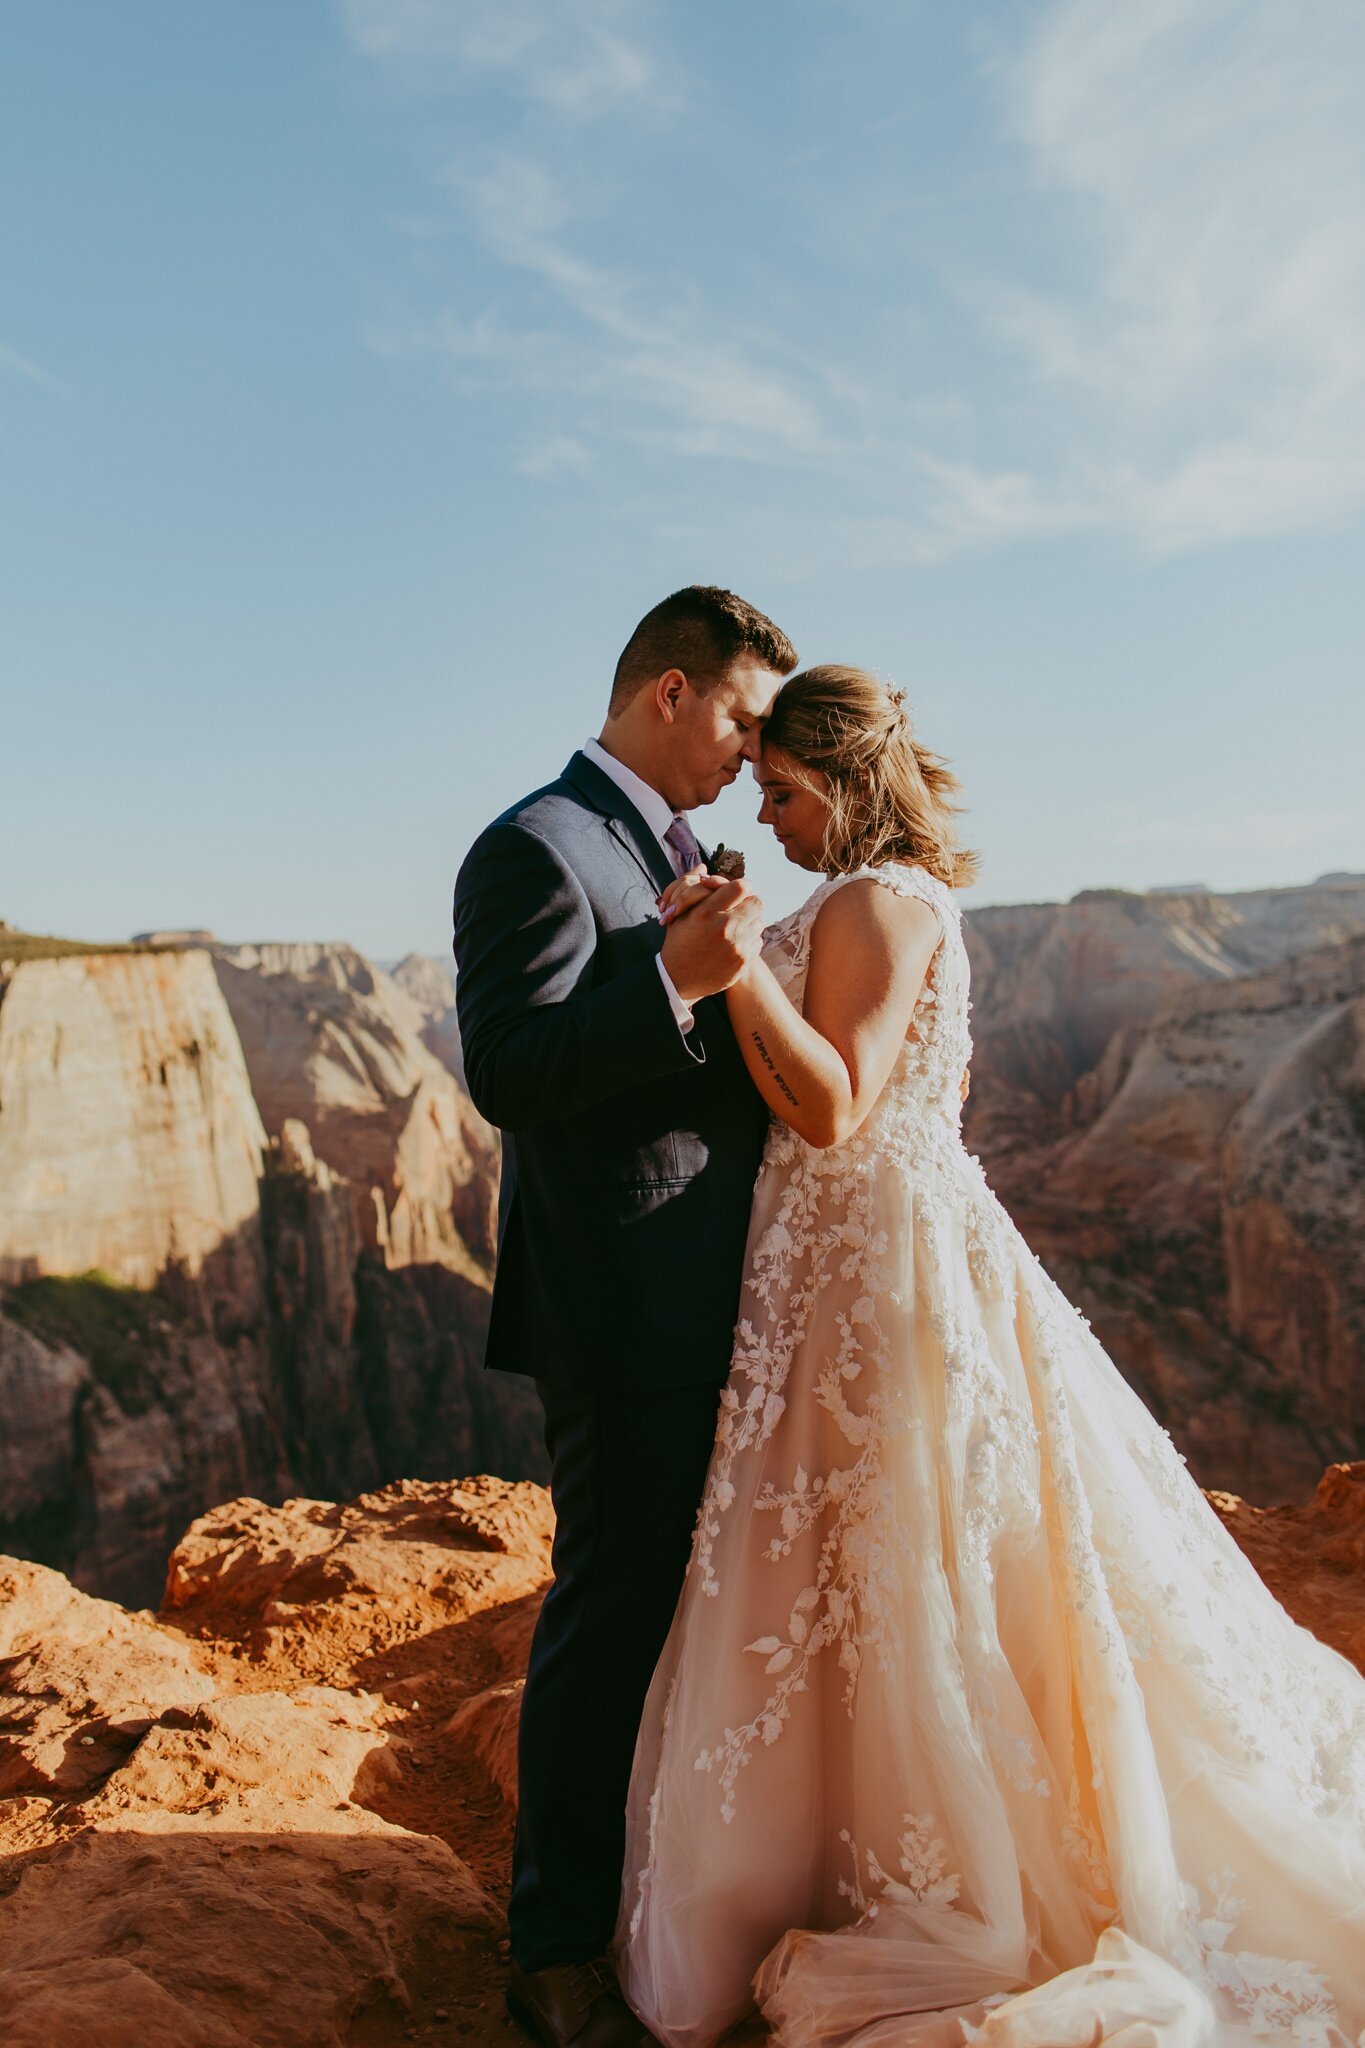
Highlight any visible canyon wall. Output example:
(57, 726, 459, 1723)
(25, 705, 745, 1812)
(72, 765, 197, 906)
(0, 940, 540, 1608)
(211, 944, 495, 1275)
(963, 880, 1365, 1497)
(5, 870, 1364, 1605)
(0, 949, 265, 1301)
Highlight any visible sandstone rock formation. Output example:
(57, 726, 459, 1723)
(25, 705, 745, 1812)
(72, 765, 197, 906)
(0, 950, 265, 1301)
(964, 875, 1365, 1159)
(0, 1476, 552, 2048)
(0, 940, 541, 1608)
(963, 878, 1365, 1497)
(391, 952, 467, 1089)
(2, 1467, 1360, 2047)
(1209, 1461, 1365, 1670)
(211, 943, 495, 1278)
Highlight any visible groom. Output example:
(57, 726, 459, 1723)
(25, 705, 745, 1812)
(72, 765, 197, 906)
(453, 586, 796, 2048)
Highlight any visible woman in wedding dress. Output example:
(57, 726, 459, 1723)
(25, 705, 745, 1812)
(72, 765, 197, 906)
(616, 666, 1365, 2048)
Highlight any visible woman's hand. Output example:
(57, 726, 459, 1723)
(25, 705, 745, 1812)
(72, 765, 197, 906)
(658, 870, 728, 924)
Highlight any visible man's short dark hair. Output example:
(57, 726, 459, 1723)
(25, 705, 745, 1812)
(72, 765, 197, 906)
(610, 586, 797, 712)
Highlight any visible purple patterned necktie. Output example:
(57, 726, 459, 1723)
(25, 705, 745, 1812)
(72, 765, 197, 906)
(664, 814, 704, 876)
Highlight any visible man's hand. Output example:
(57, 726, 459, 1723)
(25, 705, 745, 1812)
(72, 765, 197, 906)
(661, 878, 765, 1003)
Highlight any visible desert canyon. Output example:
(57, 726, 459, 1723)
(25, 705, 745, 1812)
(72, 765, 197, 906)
(3, 874, 1365, 2045)
(0, 931, 542, 1607)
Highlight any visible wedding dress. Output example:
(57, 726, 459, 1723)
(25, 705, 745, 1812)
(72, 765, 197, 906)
(617, 863, 1365, 2048)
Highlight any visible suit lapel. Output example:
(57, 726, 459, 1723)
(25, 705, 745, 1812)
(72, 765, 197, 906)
(562, 752, 677, 896)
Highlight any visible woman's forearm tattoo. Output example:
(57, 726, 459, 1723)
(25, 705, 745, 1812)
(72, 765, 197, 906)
(751, 1029, 799, 1106)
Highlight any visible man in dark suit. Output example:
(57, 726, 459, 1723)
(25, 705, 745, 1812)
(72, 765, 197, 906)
(453, 586, 797, 2048)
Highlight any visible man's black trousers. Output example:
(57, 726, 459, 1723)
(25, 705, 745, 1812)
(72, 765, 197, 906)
(508, 1377, 722, 1971)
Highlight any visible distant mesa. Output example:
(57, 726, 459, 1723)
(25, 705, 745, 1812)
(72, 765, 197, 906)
(1147, 881, 1211, 896)
(130, 927, 217, 948)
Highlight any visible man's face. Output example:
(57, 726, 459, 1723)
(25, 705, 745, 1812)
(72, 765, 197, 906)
(664, 657, 784, 810)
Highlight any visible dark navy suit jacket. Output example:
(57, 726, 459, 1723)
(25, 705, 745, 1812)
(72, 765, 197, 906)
(452, 751, 770, 1393)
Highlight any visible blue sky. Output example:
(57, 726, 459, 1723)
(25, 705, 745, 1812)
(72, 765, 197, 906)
(3, 0, 1362, 960)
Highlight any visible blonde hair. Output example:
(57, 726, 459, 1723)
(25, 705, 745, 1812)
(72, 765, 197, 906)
(763, 665, 979, 887)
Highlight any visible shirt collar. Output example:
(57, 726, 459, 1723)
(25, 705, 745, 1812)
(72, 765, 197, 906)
(581, 736, 681, 846)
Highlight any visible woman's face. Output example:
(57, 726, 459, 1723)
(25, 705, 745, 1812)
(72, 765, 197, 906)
(755, 744, 831, 870)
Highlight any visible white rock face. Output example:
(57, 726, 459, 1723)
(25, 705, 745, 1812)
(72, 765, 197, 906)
(211, 943, 495, 1277)
(390, 948, 466, 1087)
(0, 942, 538, 1607)
(0, 952, 265, 1292)
(389, 950, 456, 1017)
(966, 876, 1365, 1117)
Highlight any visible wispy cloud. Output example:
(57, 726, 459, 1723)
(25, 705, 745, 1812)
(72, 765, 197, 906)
(346, 0, 1365, 558)
(0, 341, 57, 389)
(373, 154, 831, 464)
(341, 0, 658, 117)
(346, 0, 823, 465)
(940, 0, 1365, 549)
(517, 432, 593, 477)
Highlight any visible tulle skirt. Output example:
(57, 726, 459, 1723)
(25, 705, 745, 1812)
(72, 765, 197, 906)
(617, 1128, 1365, 2048)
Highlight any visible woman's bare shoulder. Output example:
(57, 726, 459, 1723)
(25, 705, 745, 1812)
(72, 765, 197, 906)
(808, 870, 940, 946)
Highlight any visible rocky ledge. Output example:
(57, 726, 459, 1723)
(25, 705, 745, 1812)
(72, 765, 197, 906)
(2, 1465, 1363, 2046)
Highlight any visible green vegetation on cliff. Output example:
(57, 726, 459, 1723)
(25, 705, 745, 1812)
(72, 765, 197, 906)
(0, 932, 163, 966)
(3, 1270, 178, 1414)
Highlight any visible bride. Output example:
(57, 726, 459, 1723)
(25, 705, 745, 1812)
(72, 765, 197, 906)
(615, 666, 1365, 2048)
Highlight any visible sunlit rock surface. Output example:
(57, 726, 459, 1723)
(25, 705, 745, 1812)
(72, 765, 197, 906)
(964, 879, 1365, 1496)
(0, 940, 541, 1607)
(1, 1467, 1358, 2047)
(0, 950, 265, 1299)
(0, 1477, 550, 2047)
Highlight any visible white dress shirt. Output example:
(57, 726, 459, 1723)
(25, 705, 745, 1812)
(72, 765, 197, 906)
(582, 737, 697, 1034)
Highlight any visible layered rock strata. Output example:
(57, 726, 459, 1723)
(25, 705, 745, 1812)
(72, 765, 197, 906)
(210, 943, 496, 1277)
(963, 880, 1365, 1497)
(0, 943, 541, 1607)
(0, 950, 264, 1299)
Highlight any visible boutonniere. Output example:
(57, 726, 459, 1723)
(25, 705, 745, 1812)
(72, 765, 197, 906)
(707, 843, 747, 880)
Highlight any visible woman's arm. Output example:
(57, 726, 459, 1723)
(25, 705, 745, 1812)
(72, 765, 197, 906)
(724, 878, 940, 1147)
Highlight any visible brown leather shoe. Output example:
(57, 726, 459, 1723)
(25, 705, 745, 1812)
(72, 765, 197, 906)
(506, 1955, 662, 2048)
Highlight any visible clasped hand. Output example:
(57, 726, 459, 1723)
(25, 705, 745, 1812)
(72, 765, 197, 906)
(657, 869, 766, 1004)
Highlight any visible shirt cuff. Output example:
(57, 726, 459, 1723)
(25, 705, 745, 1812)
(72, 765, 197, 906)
(655, 954, 695, 1036)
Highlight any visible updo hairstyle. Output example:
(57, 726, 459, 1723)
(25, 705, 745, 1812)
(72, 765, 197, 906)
(762, 664, 978, 886)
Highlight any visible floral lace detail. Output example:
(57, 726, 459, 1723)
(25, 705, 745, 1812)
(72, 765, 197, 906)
(837, 1813, 964, 1921)
(1189, 1873, 1355, 2047)
(757, 862, 972, 1152)
(691, 867, 979, 1821)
